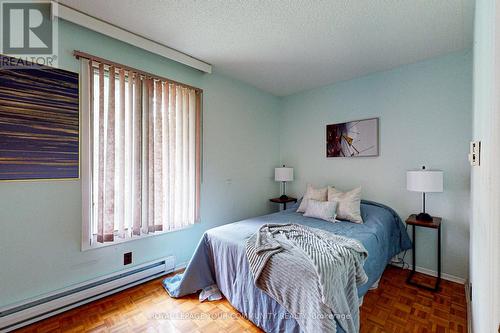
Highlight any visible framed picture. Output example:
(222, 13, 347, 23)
(326, 117, 379, 157)
(0, 55, 79, 181)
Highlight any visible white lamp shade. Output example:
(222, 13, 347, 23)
(406, 170, 443, 192)
(275, 167, 294, 182)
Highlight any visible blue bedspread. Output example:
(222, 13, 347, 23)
(163, 200, 411, 333)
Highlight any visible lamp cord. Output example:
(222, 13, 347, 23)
(391, 223, 410, 270)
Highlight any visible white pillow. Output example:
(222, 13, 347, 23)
(304, 199, 338, 223)
(297, 184, 328, 213)
(327, 186, 363, 223)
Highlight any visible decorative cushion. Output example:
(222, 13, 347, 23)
(303, 199, 338, 223)
(327, 186, 363, 223)
(296, 184, 328, 213)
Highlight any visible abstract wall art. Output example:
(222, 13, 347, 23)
(326, 118, 379, 157)
(0, 55, 79, 180)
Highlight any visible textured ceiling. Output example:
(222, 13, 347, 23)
(59, 0, 474, 96)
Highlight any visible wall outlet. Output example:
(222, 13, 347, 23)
(124, 252, 132, 265)
(468, 141, 481, 166)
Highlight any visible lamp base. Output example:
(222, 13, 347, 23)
(279, 194, 289, 200)
(416, 212, 433, 222)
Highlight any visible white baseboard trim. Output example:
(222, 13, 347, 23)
(464, 279, 472, 333)
(413, 265, 466, 284)
(390, 263, 466, 284)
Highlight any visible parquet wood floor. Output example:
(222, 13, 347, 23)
(16, 266, 466, 333)
(360, 266, 467, 333)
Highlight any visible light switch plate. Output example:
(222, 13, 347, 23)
(468, 141, 480, 166)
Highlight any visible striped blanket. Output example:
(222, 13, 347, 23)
(246, 223, 368, 333)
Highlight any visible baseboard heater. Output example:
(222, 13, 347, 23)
(0, 256, 175, 332)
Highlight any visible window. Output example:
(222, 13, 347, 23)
(79, 55, 201, 249)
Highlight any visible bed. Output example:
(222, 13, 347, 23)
(163, 200, 411, 333)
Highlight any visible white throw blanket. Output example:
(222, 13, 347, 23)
(246, 223, 368, 333)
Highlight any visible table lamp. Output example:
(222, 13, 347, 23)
(275, 165, 294, 200)
(406, 166, 443, 222)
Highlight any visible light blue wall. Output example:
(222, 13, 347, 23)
(0, 20, 281, 307)
(0, 19, 473, 308)
(279, 51, 472, 279)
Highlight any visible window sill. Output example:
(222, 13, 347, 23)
(81, 224, 195, 251)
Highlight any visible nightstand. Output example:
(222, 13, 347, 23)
(269, 197, 297, 210)
(406, 214, 442, 292)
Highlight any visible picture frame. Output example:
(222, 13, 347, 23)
(326, 117, 379, 157)
(0, 55, 80, 181)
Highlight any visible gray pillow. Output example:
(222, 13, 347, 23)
(303, 199, 338, 223)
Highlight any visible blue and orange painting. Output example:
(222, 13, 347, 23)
(0, 55, 79, 180)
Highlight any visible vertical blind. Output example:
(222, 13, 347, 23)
(80, 56, 201, 244)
